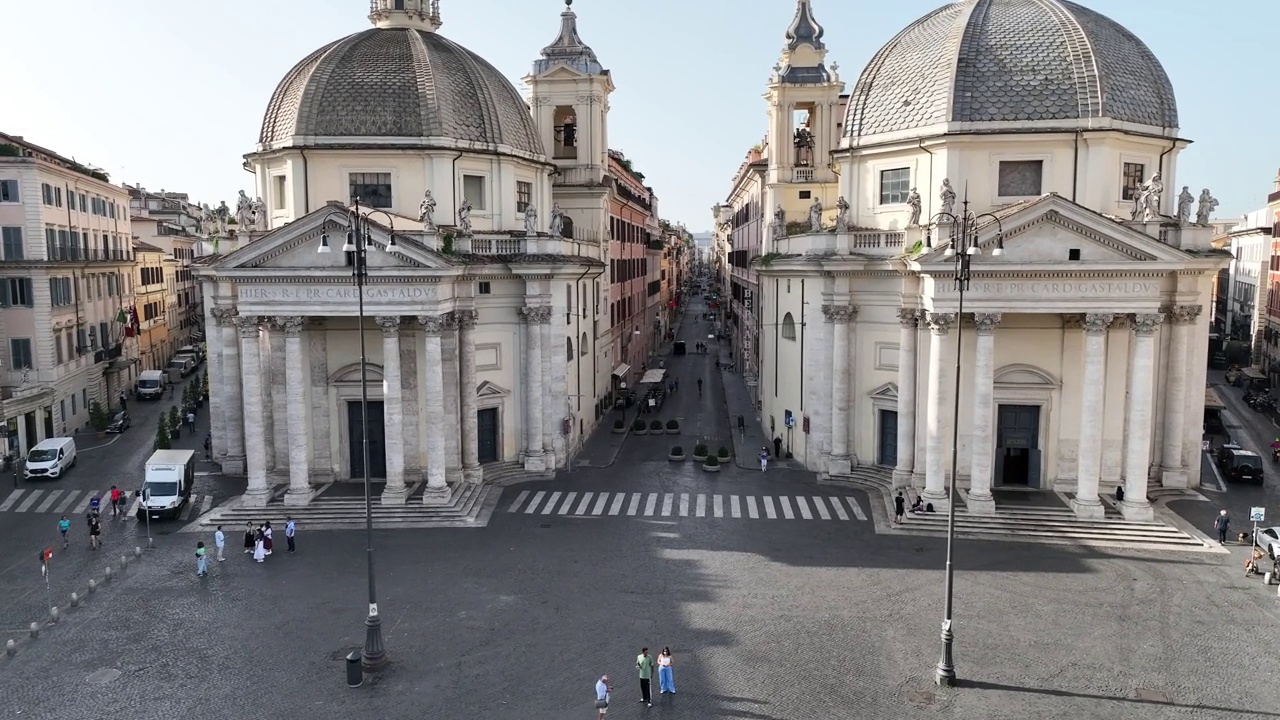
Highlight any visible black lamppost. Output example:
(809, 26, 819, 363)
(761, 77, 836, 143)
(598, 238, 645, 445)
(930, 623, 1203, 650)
(317, 198, 400, 673)
(922, 196, 1004, 687)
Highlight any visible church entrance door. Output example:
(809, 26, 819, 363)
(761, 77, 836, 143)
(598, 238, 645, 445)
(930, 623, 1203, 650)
(995, 404, 1041, 488)
(347, 400, 387, 479)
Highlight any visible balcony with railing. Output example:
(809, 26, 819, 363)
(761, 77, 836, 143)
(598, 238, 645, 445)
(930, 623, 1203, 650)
(38, 243, 133, 263)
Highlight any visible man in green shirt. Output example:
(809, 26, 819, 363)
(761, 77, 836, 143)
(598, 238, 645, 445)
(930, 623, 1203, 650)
(636, 647, 653, 707)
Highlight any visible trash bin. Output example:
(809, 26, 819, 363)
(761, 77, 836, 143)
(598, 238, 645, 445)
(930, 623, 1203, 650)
(346, 651, 363, 687)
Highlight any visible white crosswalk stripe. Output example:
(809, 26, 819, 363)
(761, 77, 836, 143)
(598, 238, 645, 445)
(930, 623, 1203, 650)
(713, 494, 724, 518)
(812, 497, 831, 520)
(795, 496, 813, 520)
(0, 489, 26, 512)
(845, 496, 867, 521)
(679, 493, 689, 517)
(0, 487, 218, 518)
(661, 493, 673, 516)
(695, 494, 707, 517)
(34, 490, 63, 513)
(763, 496, 777, 519)
(556, 492, 577, 515)
(541, 492, 562, 515)
(524, 491, 545, 514)
(574, 492, 593, 515)
(643, 493, 657, 516)
(747, 496, 759, 519)
(508, 490, 530, 512)
(55, 491, 80, 514)
(504, 491, 869, 522)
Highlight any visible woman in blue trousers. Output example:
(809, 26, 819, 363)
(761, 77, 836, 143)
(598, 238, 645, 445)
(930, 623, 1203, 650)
(657, 647, 676, 694)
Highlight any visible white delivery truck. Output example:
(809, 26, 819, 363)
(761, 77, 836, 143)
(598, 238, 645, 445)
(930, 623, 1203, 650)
(135, 370, 166, 400)
(138, 449, 196, 521)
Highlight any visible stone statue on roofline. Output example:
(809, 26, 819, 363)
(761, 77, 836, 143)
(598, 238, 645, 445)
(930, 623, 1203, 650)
(1176, 186, 1194, 224)
(808, 197, 823, 232)
(906, 188, 922, 226)
(834, 196, 850, 232)
(457, 198, 473, 235)
(1138, 172, 1163, 221)
(548, 203, 566, 238)
(938, 179, 956, 219)
(523, 204, 538, 236)
(418, 190, 437, 230)
(234, 190, 254, 229)
(1196, 188, 1219, 225)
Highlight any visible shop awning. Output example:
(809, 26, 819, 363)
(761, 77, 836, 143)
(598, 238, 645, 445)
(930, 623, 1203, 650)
(640, 369, 666, 385)
(1205, 387, 1226, 411)
(611, 364, 631, 378)
(1243, 367, 1266, 380)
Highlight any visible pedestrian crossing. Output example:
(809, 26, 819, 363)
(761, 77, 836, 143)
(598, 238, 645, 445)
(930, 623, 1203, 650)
(0, 487, 216, 522)
(505, 490, 868, 521)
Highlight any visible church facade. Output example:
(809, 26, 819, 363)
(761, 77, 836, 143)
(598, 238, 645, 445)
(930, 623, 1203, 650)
(740, 0, 1228, 520)
(195, 0, 622, 506)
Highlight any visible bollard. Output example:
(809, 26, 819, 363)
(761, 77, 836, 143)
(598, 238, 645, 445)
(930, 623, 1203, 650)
(28, 622, 39, 639)
(87, 579, 96, 594)
(119, 554, 128, 568)
(345, 651, 363, 688)
(4, 639, 14, 656)
(70, 592, 79, 607)
(103, 566, 113, 582)
(148, 537, 154, 549)
(48, 606, 58, 624)
(134, 547, 143, 558)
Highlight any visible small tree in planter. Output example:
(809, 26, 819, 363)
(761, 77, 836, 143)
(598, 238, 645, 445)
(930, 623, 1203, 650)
(612, 419, 626, 434)
(702, 455, 721, 473)
(88, 401, 110, 433)
(155, 416, 171, 450)
(669, 445, 684, 461)
(649, 419, 663, 432)
(631, 418, 647, 435)
(666, 419, 679, 435)
(717, 446, 731, 460)
(168, 406, 181, 438)
(692, 444, 708, 462)
(182, 383, 193, 409)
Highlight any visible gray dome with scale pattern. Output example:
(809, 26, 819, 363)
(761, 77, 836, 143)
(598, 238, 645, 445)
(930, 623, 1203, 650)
(258, 28, 543, 157)
(843, 0, 1178, 140)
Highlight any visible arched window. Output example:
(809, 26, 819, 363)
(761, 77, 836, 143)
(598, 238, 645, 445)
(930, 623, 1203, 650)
(566, 336, 574, 361)
(580, 332, 589, 356)
(561, 216, 574, 239)
(781, 312, 797, 340)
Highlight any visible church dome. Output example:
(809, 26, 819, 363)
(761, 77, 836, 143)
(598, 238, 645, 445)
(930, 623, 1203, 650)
(843, 0, 1178, 141)
(257, 26, 543, 158)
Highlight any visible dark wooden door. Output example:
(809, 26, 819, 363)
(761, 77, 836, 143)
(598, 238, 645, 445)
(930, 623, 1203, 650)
(996, 404, 1040, 487)
(878, 409, 897, 467)
(347, 401, 386, 479)
(477, 408, 499, 463)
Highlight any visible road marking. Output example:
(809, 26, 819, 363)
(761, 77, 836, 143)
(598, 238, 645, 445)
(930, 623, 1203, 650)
(812, 497, 831, 520)
(795, 496, 813, 520)
(746, 496, 759, 519)
(541, 492, 562, 514)
(626, 493, 640, 516)
(830, 497, 850, 521)
(72, 491, 93, 513)
(525, 491, 546, 514)
(713, 494, 724, 518)
(592, 493, 609, 515)
(508, 490, 530, 512)
(1206, 454, 1228, 493)
(763, 496, 777, 519)
(643, 493, 657, 516)
(0, 489, 26, 512)
(16, 490, 42, 512)
(557, 492, 577, 514)
(679, 493, 689, 517)
(575, 492, 594, 515)
(128, 496, 141, 518)
(200, 496, 213, 514)
(845, 496, 867, 521)
(610, 493, 627, 515)
(730, 495, 741, 518)
(35, 490, 63, 514)
(695, 494, 706, 517)
(55, 491, 80, 513)
(179, 500, 197, 522)
(779, 496, 795, 519)
(661, 493, 673, 516)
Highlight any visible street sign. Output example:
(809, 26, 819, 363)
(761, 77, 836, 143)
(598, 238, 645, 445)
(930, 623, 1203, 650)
(1251, 507, 1266, 522)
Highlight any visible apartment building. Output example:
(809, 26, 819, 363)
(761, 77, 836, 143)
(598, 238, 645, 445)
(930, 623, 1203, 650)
(128, 185, 204, 360)
(0, 132, 135, 456)
(606, 150, 660, 389)
(132, 242, 170, 371)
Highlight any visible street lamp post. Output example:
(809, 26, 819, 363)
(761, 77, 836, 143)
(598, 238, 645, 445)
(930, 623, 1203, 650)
(922, 196, 1004, 687)
(317, 198, 401, 673)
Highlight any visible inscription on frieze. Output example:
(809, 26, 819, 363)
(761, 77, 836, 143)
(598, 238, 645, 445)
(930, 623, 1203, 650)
(237, 285, 437, 303)
(936, 280, 1161, 297)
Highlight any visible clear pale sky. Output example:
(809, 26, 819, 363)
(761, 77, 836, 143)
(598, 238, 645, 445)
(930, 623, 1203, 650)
(3, 0, 1275, 231)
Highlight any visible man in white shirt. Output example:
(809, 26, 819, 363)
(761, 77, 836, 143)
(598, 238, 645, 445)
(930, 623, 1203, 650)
(213, 525, 226, 562)
(595, 675, 610, 718)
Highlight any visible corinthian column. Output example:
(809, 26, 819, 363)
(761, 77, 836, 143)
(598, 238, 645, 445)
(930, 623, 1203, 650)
(457, 310, 482, 483)
(277, 316, 314, 506)
(377, 316, 408, 505)
(1160, 305, 1199, 488)
(1072, 312, 1113, 519)
(1121, 313, 1164, 521)
(419, 315, 450, 504)
(967, 312, 1002, 515)
(441, 314, 462, 485)
(208, 307, 234, 461)
(923, 312, 956, 509)
(215, 308, 245, 474)
(823, 304, 856, 475)
(236, 316, 270, 507)
(893, 308, 920, 488)
(520, 306, 551, 472)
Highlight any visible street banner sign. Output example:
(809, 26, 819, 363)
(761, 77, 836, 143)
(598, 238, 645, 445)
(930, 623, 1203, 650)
(1251, 507, 1265, 522)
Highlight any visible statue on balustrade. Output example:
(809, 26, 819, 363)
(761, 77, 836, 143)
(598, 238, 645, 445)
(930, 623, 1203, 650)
(214, 201, 230, 236)
(523, 204, 538, 236)
(251, 197, 268, 232)
(1138, 172, 1163, 221)
(418, 190, 437, 230)
(808, 197, 823, 233)
(458, 198, 473, 235)
(938, 179, 956, 219)
(906, 188, 922, 226)
(770, 204, 785, 241)
(1176, 186, 1194, 224)
(548, 203, 566, 238)
(1196, 188, 1219, 225)
(234, 190, 254, 230)
(834, 196, 850, 232)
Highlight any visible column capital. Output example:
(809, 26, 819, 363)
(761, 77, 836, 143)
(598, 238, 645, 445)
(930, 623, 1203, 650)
(1082, 313, 1114, 335)
(519, 305, 552, 324)
(272, 315, 306, 336)
(821, 304, 857, 324)
(973, 312, 1002, 336)
(417, 314, 446, 335)
(375, 315, 402, 337)
(1109, 314, 1132, 331)
(211, 306, 239, 327)
(925, 312, 956, 335)
(233, 315, 262, 338)
(1131, 312, 1165, 336)
(455, 309, 479, 330)
(896, 307, 921, 328)
(1163, 304, 1202, 325)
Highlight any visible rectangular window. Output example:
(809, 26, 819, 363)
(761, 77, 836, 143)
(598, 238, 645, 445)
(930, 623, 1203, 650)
(0, 277, 33, 306)
(42, 183, 53, 205)
(55, 334, 63, 364)
(54, 186, 62, 207)
(878, 168, 911, 205)
(516, 181, 532, 213)
(272, 175, 287, 210)
(477, 281, 492, 295)
(76, 329, 87, 355)
(1121, 162, 1145, 201)
(798, 190, 811, 200)
(997, 160, 1044, 197)
(1, 227, 22, 260)
(78, 193, 86, 212)
(348, 172, 392, 209)
(9, 338, 32, 370)
(0, 179, 18, 202)
(462, 175, 487, 211)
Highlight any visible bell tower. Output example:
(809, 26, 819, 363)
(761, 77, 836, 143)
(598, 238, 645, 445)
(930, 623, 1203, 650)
(368, 0, 442, 32)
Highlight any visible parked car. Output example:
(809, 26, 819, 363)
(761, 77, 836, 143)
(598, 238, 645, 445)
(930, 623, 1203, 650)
(1216, 445, 1264, 484)
(106, 411, 131, 434)
(1254, 526, 1280, 559)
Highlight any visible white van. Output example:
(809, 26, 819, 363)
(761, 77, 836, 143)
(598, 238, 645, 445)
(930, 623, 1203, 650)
(136, 369, 166, 400)
(138, 449, 195, 520)
(24, 437, 77, 479)
(174, 345, 204, 364)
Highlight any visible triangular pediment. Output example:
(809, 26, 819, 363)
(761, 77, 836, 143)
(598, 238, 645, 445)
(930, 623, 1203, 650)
(917, 194, 1190, 266)
(476, 380, 510, 398)
(868, 382, 898, 400)
(535, 65, 591, 81)
(211, 204, 452, 272)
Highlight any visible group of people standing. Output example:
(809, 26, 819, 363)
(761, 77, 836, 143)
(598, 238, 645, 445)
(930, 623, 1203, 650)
(194, 519, 297, 575)
(595, 647, 675, 717)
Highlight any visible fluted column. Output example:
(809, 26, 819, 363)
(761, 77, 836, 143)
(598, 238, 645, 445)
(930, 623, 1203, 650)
(1121, 313, 1164, 521)
(520, 306, 551, 472)
(419, 315, 450, 504)
(1160, 305, 1199, 488)
(923, 312, 956, 508)
(236, 316, 270, 507)
(893, 308, 920, 488)
(823, 304, 856, 475)
(208, 307, 234, 461)
(215, 309, 244, 473)
(442, 314, 463, 484)
(266, 325, 285, 473)
(377, 316, 408, 505)
(1072, 312, 1113, 519)
(967, 312, 1002, 515)
(457, 310, 482, 483)
(275, 316, 313, 506)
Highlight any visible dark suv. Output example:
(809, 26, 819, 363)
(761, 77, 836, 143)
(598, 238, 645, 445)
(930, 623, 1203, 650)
(1217, 445, 1264, 485)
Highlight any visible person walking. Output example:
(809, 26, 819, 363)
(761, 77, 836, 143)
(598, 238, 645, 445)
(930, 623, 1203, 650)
(636, 647, 654, 707)
(595, 675, 611, 719)
(203, 433, 212, 461)
(195, 541, 207, 577)
(214, 525, 226, 561)
(759, 448, 769, 472)
(657, 647, 676, 694)
(263, 521, 274, 555)
(894, 491, 906, 525)
(118, 391, 127, 411)
(58, 515, 70, 548)
(252, 526, 266, 563)
(1214, 509, 1231, 544)
(186, 411, 196, 434)
(243, 521, 255, 554)
(87, 511, 101, 550)
(697, 378, 703, 397)
(109, 485, 123, 518)
(284, 517, 297, 553)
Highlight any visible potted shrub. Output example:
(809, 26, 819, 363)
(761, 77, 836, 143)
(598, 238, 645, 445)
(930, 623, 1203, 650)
(168, 406, 181, 439)
(717, 446, 731, 461)
(702, 455, 721, 473)
(649, 419, 663, 432)
(632, 418, 648, 435)
(692, 444, 708, 462)
(669, 445, 685, 462)
(612, 419, 626, 434)
(666, 419, 679, 435)
(88, 401, 110, 435)
(155, 417, 171, 450)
